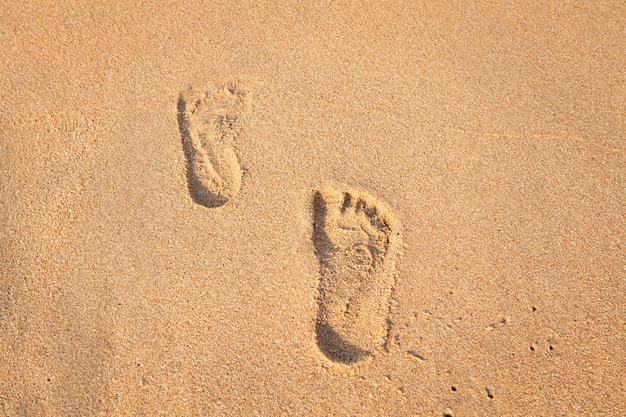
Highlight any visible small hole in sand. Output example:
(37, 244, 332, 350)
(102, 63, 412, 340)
(451, 386, 457, 391)
(530, 346, 534, 351)
(549, 345, 554, 350)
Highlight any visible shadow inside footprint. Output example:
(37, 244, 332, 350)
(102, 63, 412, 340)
(315, 321, 369, 365)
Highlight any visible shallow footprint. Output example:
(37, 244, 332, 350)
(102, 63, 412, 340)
(178, 81, 250, 207)
(313, 184, 400, 364)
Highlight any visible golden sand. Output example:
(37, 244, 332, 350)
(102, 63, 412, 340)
(1, 1, 623, 415)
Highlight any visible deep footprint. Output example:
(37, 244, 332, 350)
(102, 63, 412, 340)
(177, 81, 250, 207)
(313, 184, 400, 364)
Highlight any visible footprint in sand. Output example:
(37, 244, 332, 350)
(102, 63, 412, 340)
(177, 81, 250, 207)
(313, 184, 401, 364)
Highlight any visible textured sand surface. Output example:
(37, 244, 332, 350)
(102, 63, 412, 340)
(1, 1, 624, 416)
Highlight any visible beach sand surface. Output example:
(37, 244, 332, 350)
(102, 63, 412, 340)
(0, 1, 624, 415)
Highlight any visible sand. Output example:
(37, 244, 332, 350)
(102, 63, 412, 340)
(0, 1, 624, 415)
